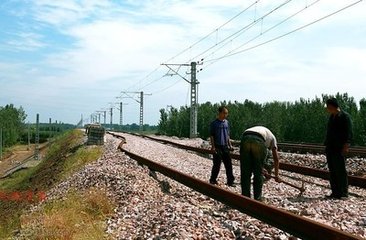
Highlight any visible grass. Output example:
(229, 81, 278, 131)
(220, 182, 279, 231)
(19, 188, 113, 240)
(0, 129, 109, 239)
(62, 146, 103, 179)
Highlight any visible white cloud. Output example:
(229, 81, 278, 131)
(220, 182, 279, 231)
(42, 20, 186, 86)
(4, 32, 45, 51)
(31, 0, 115, 26)
(1, 0, 365, 124)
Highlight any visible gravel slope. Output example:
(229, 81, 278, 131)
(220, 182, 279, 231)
(20, 134, 365, 239)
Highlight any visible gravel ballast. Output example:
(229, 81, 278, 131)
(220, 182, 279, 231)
(18, 133, 366, 239)
(118, 133, 366, 239)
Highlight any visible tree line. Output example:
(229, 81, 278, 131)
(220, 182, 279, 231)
(19, 123, 76, 144)
(158, 93, 366, 146)
(0, 104, 77, 149)
(0, 104, 27, 147)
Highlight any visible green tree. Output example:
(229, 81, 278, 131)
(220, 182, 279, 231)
(157, 93, 366, 146)
(157, 109, 168, 135)
(0, 104, 27, 147)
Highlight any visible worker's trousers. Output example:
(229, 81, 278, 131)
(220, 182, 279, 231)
(326, 147, 348, 197)
(240, 134, 267, 200)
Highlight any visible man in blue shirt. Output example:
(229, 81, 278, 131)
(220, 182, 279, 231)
(209, 106, 235, 186)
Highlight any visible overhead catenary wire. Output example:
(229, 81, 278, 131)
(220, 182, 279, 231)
(187, 0, 294, 64)
(135, 65, 187, 91)
(123, 0, 316, 97)
(108, 0, 362, 123)
(204, 0, 363, 65)
(137, 0, 293, 96)
(163, 0, 260, 64)
(150, 79, 182, 95)
(122, 1, 260, 93)
(200, 0, 322, 70)
(123, 65, 162, 92)
(136, 75, 167, 91)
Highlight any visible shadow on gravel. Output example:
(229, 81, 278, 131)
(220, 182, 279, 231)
(148, 169, 172, 194)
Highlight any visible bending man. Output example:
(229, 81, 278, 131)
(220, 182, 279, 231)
(240, 126, 281, 201)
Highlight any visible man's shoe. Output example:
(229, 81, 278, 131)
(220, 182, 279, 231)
(325, 194, 338, 199)
(210, 180, 218, 185)
(336, 194, 348, 200)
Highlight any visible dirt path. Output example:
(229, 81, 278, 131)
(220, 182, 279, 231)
(0, 143, 48, 176)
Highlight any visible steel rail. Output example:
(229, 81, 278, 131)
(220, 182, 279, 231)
(108, 132, 366, 189)
(232, 140, 366, 157)
(114, 137, 362, 240)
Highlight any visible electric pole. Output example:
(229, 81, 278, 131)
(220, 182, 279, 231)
(116, 102, 128, 126)
(110, 107, 113, 129)
(34, 114, 40, 160)
(27, 122, 30, 150)
(49, 118, 52, 140)
(190, 62, 198, 138)
(162, 61, 202, 138)
(139, 91, 144, 131)
(116, 96, 129, 127)
(97, 110, 107, 125)
(120, 91, 151, 131)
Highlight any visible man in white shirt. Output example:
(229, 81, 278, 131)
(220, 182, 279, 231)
(240, 126, 281, 201)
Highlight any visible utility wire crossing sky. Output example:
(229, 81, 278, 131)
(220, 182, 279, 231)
(0, 0, 365, 125)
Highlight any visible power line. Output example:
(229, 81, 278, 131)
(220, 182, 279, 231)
(187, 0, 294, 64)
(204, 0, 363, 64)
(123, 1, 259, 93)
(151, 0, 296, 95)
(123, 65, 162, 92)
(200, 0, 321, 68)
(163, 0, 260, 64)
(150, 79, 182, 95)
(137, 75, 166, 91)
(145, 1, 297, 106)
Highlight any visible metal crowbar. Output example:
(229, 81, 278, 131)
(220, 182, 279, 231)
(265, 173, 306, 195)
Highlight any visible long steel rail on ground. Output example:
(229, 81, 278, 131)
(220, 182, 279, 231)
(231, 140, 366, 158)
(108, 132, 366, 189)
(110, 133, 363, 240)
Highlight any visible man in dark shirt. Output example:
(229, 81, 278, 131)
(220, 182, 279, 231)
(209, 106, 235, 186)
(324, 98, 353, 200)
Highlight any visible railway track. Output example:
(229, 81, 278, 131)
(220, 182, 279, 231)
(279, 143, 366, 158)
(232, 141, 366, 158)
(108, 132, 366, 189)
(110, 132, 363, 240)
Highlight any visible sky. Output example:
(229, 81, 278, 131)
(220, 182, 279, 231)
(0, 0, 365, 125)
